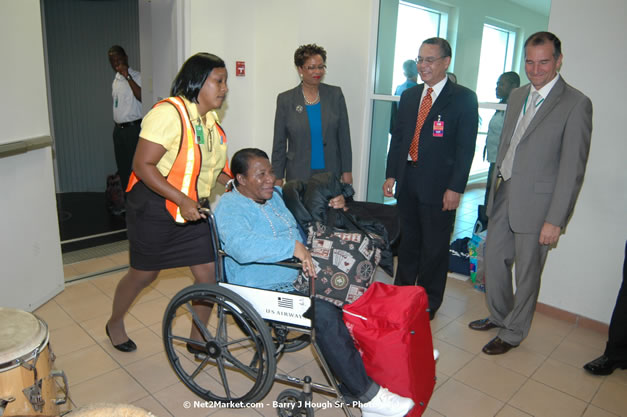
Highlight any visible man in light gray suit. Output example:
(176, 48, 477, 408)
(469, 32, 593, 355)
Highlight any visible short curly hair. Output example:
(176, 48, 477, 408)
(294, 44, 327, 67)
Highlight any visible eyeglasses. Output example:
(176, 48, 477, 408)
(304, 64, 327, 71)
(415, 56, 445, 65)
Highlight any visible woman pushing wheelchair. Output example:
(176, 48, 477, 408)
(214, 148, 414, 417)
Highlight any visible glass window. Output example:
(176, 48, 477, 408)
(471, 24, 516, 178)
(476, 24, 515, 103)
(368, 0, 448, 202)
(391, 2, 447, 95)
(374, 0, 448, 96)
(365, 0, 550, 204)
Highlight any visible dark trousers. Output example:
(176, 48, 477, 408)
(313, 299, 378, 402)
(394, 168, 455, 313)
(484, 162, 496, 208)
(112, 123, 141, 191)
(605, 241, 627, 361)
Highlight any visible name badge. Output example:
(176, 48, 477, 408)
(433, 120, 444, 137)
(195, 125, 205, 144)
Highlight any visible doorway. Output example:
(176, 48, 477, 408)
(41, 0, 180, 279)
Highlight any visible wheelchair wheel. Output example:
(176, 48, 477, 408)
(275, 389, 314, 417)
(163, 283, 276, 404)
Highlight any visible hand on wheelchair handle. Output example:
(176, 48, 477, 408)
(198, 207, 211, 218)
(179, 196, 203, 221)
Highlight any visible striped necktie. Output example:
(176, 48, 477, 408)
(409, 87, 433, 162)
(500, 91, 541, 180)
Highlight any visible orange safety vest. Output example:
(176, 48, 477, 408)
(127, 97, 231, 223)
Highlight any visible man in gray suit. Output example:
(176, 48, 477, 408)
(469, 32, 593, 355)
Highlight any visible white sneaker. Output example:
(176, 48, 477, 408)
(360, 387, 414, 417)
(434, 348, 440, 361)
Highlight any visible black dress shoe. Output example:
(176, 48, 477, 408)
(583, 355, 627, 376)
(482, 337, 517, 355)
(105, 324, 137, 352)
(469, 318, 499, 331)
(187, 343, 207, 355)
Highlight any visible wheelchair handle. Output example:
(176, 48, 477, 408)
(276, 257, 302, 269)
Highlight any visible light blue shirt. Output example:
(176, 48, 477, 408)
(485, 110, 505, 163)
(394, 79, 417, 96)
(306, 102, 325, 170)
(214, 187, 302, 290)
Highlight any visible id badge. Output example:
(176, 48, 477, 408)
(195, 125, 205, 144)
(433, 120, 444, 137)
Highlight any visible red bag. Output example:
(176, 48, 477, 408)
(343, 282, 435, 416)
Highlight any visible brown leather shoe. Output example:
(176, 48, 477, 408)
(482, 337, 517, 355)
(468, 318, 498, 331)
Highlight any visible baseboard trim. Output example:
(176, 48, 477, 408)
(536, 302, 609, 334)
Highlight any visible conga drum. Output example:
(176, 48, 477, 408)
(65, 403, 156, 416)
(0, 307, 68, 416)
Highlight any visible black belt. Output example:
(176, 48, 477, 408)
(115, 119, 142, 128)
(406, 160, 419, 167)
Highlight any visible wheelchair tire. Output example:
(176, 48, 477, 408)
(163, 283, 276, 404)
(275, 389, 314, 417)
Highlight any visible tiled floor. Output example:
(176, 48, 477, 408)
(42, 183, 626, 417)
(452, 182, 486, 241)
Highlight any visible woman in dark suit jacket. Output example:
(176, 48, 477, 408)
(272, 44, 353, 186)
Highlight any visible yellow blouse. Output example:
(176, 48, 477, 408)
(139, 97, 227, 198)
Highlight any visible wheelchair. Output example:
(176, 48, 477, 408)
(162, 208, 357, 417)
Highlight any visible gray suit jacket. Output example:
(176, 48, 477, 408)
(487, 76, 593, 233)
(272, 83, 352, 182)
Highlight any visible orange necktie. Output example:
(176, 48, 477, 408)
(409, 87, 433, 162)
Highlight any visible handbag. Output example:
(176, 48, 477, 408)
(449, 237, 470, 276)
(293, 210, 385, 307)
(468, 230, 487, 291)
(343, 282, 435, 416)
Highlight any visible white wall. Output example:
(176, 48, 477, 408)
(540, 0, 627, 322)
(0, 0, 64, 310)
(139, 0, 181, 113)
(0, 1, 50, 145)
(187, 0, 373, 197)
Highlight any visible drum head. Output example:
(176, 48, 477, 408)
(66, 403, 155, 416)
(0, 307, 47, 365)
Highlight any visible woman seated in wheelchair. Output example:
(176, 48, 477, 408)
(214, 148, 414, 417)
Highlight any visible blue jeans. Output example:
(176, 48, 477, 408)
(313, 299, 379, 402)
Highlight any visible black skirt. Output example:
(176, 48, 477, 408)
(126, 181, 215, 271)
